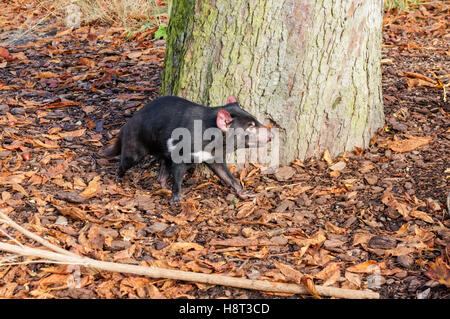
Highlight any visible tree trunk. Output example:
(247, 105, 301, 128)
(161, 0, 385, 166)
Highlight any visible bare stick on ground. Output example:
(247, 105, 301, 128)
(0, 211, 379, 299)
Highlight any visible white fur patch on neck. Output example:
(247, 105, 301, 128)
(192, 151, 214, 162)
(168, 138, 214, 163)
(167, 138, 176, 152)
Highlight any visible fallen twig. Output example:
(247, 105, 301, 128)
(0, 211, 379, 299)
(0, 242, 379, 299)
(0, 209, 78, 258)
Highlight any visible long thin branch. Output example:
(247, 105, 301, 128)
(0, 210, 78, 258)
(0, 242, 379, 299)
(0, 209, 379, 299)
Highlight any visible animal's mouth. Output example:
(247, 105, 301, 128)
(247, 130, 274, 147)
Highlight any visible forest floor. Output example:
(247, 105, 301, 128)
(0, 1, 448, 299)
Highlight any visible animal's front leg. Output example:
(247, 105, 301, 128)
(207, 162, 255, 199)
(170, 163, 187, 203)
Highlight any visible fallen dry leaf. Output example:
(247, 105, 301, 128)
(325, 221, 347, 234)
(53, 202, 101, 223)
(346, 260, 384, 274)
(236, 201, 256, 219)
(37, 273, 69, 290)
(329, 170, 340, 178)
(388, 135, 432, 153)
(322, 149, 333, 166)
(344, 271, 361, 288)
(382, 192, 411, 218)
(80, 176, 101, 199)
(0, 283, 17, 298)
(274, 262, 303, 283)
(0, 47, 10, 59)
(169, 242, 204, 253)
(31, 138, 59, 149)
(178, 198, 200, 221)
(315, 262, 341, 287)
(425, 256, 450, 288)
(409, 210, 434, 224)
(34, 71, 59, 79)
(127, 51, 143, 59)
(44, 101, 80, 109)
(301, 276, 321, 299)
(58, 128, 86, 139)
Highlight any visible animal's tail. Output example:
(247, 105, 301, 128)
(103, 133, 122, 157)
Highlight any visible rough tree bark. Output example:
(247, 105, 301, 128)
(161, 0, 385, 165)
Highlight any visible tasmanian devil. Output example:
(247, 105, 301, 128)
(104, 95, 273, 202)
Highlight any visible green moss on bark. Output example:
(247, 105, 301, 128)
(160, 0, 195, 97)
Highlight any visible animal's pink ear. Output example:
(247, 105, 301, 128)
(216, 110, 232, 132)
(227, 96, 237, 104)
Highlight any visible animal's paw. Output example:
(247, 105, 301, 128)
(114, 173, 123, 184)
(117, 168, 125, 178)
(169, 194, 182, 204)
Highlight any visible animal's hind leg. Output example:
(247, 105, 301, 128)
(118, 156, 137, 177)
(118, 142, 147, 177)
(157, 158, 170, 189)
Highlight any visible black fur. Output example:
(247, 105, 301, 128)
(105, 96, 271, 202)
